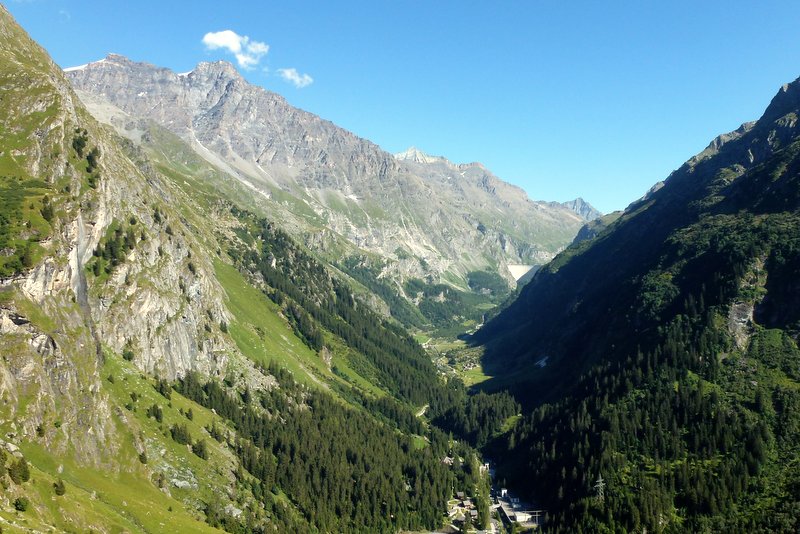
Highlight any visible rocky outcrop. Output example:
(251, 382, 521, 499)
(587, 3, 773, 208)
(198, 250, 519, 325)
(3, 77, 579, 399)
(728, 301, 755, 350)
(0, 9, 263, 465)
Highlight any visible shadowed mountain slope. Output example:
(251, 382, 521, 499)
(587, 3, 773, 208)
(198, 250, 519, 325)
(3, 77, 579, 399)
(474, 77, 800, 532)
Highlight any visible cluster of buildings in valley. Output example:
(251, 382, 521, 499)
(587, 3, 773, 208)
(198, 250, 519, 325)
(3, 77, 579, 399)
(493, 487, 543, 532)
(446, 491, 481, 530)
(438, 460, 544, 533)
(483, 460, 543, 532)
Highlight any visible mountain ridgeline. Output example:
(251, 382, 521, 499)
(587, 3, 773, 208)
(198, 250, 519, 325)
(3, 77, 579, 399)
(64, 54, 595, 336)
(475, 79, 800, 531)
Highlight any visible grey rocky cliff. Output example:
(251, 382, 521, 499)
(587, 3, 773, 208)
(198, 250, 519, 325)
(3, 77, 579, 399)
(0, 15, 123, 463)
(78, 131, 233, 380)
(66, 55, 588, 284)
(0, 25, 270, 465)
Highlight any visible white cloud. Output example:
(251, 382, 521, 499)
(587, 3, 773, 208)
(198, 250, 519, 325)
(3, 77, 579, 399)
(202, 30, 313, 86)
(278, 68, 314, 88)
(202, 30, 243, 53)
(202, 30, 269, 70)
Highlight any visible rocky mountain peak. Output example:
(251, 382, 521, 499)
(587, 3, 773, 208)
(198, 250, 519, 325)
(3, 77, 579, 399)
(394, 146, 447, 165)
(190, 59, 242, 81)
(66, 54, 589, 283)
(760, 75, 800, 125)
(561, 197, 602, 221)
(102, 52, 134, 65)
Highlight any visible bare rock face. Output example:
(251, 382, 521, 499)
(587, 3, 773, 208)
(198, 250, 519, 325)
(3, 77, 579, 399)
(728, 301, 755, 350)
(66, 55, 594, 283)
(0, 10, 258, 464)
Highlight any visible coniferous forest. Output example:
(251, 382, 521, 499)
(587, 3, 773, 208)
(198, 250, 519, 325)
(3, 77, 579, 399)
(475, 94, 800, 532)
(176, 369, 456, 533)
(197, 206, 511, 531)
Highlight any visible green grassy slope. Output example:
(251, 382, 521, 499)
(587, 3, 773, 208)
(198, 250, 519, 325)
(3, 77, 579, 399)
(2, 349, 237, 533)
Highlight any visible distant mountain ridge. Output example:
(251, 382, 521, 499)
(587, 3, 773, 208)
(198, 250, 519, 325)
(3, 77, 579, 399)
(65, 54, 595, 289)
(394, 146, 600, 219)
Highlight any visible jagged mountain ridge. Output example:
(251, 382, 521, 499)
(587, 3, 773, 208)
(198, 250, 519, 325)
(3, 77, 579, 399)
(394, 145, 601, 219)
(65, 54, 593, 285)
(394, 145, 601, 221)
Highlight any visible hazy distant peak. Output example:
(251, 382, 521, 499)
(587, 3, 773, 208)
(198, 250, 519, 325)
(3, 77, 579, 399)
(561, 197, 602, 221)
(393, 146, 447, 165)
(394, 147, 492, 173)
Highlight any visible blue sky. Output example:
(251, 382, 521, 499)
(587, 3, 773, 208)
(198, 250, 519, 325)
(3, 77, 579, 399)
(8, 1, 800, 213)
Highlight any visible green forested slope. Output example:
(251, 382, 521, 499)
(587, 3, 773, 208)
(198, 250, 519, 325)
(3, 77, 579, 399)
(476, 79, 800, 532)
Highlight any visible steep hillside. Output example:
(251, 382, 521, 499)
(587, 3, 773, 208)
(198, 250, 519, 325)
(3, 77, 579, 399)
(570, 210, 622, 245)
(0, 6, 255, 529)
(0, 8, 489, 532)
(65, 54, 590, 292)
(474, 78, 800, 531)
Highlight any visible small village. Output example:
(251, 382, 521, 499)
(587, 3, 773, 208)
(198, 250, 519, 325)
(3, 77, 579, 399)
(439, 462, 544, 533)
